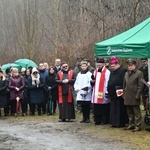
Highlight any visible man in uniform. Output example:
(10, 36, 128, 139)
(124, 59, 144, 132)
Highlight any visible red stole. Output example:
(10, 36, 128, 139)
(97, 67, 107, 103)
(58, 70, 73, 104)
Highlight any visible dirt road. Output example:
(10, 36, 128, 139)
(0, 116, 133, 150)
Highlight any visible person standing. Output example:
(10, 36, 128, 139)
(44, 62, 49, 70)
(56, 62, 76, 122)
(108, 56, 128, 127)
(24, 68, 31, 114)
(124, 59, 144, 132)
(139, 58, 148, 110)
(74, 57, 84, 76)
(8, 68, 25, 116)
(83, 59, 95, 74)
(54, 58, 61, 74)
(0, 68, 8, 116)
(45, 66, 58, 115)
(38, 63, 48, 114)
(27, 67, 45, 116)
(91, 57, 110, 125)
(74, 62, 92, 123)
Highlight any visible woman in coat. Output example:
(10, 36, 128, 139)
(74, 61, 92, 123)
(0, 68, 8, 116)
(8, 68, 25, 116)
(27, 67, 45, 116)
(45, 66, 58, 115)
(24, 68, 31, 114)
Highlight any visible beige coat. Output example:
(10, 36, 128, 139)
(123, 69, 144, 105)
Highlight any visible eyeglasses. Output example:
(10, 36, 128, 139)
(62, 65, 68, 68)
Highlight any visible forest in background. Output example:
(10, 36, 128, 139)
(0, 0, 149, 67)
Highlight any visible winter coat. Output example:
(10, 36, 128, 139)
(108, 66, 126, 99)
(123, 69, 144, 105)
(38, 69, 48, 83)
(27, 76, 45, 104)
(0, 77, 8, 108)
(45, 73, 58, 101)
(24, 75, 31, 99)
(8, 75, 25, 100)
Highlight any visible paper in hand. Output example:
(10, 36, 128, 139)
(116, 86, 123, 97)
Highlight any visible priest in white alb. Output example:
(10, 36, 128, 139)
(91, 57, 110, 125)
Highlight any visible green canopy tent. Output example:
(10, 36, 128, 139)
(94, 17, 150, 58)
(94, 17, 150, 112)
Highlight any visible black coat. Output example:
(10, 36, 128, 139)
(45, 73, 58, 101)
(24, 75, 30, 100)
(108, 66, 126, 99)
(0, 78, 8, 108)
(27, 76, 45, 104)
(54, 66, 61, 74)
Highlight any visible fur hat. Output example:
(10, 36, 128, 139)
(96, 57, 104, 63)
(32, 67, 38, 74)
(110, 56, 119, 65)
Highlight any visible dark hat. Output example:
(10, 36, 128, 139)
(110, 56, 119, 65)
(83, 59, 90, 62)
(141, 58, 147, 61)
(126, 59, 137, 65)
(96, 57, 104, 63)
(77, 57, 84, 62)
(104, 58, 109, 63)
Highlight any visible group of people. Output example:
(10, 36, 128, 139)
(0, 56, 149, 132)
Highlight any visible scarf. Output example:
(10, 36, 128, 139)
(31, 73, 40, 86)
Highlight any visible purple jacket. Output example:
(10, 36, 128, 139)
(8, 75, 25, 100)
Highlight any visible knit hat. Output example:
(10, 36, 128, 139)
(110, 56, 119, 65)
(21, 67, 26, 72)
(96, 57, 104, 63)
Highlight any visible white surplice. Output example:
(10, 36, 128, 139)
(74, 71, 92, 101)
